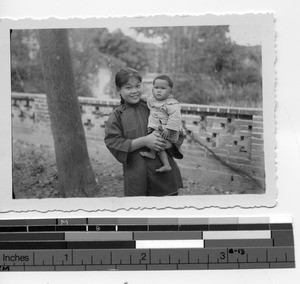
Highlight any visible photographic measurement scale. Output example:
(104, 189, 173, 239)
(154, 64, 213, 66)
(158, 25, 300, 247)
(0, 217, 295, 271)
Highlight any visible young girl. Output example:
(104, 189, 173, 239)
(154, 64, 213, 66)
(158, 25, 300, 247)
(140, 75, 182, 173)
(104, 68, 183, 197)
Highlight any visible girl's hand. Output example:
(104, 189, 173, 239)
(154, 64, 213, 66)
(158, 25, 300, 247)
(161, 129, 170, 140)
(144, 131, 167, 152)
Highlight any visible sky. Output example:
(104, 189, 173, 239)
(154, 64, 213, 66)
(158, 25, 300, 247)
(229, 25, 262, 46)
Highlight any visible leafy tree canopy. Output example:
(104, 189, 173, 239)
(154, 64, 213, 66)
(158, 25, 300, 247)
(135, 26, 262, 107)
(11, 28, 150, 97)
(11, 26, 262, 107)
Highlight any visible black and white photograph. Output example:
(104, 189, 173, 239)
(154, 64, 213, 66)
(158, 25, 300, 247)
(1, 0, 300, 283)
(1, 14, 276, 211)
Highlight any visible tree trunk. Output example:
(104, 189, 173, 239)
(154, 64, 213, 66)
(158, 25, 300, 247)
(38, 29, 97, 197)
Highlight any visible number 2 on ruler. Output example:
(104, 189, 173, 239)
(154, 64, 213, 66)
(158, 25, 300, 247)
(140, 253, 147, 262)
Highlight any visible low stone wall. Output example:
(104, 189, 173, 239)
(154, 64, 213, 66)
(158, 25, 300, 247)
(11, 92, 265, 193)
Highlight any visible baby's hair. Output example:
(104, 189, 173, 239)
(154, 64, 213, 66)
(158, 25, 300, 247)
(153, 75, 173, 89)
(115, 68, 142, 104)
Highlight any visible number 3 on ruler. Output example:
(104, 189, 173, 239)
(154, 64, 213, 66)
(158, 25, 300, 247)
(220, 252, 226, 260)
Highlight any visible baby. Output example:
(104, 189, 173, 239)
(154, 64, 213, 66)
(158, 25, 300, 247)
(140, 75, 182, 173)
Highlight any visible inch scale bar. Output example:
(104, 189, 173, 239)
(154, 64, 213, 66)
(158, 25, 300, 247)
(0, 217, 295, 271)
(0, 247, 295, 271)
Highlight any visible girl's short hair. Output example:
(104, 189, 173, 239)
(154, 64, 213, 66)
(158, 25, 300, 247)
(115, 68, 142, 89)
(153, 75, 173, 89)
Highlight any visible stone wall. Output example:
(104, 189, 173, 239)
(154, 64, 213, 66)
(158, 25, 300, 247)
(11, 92, 265, 193)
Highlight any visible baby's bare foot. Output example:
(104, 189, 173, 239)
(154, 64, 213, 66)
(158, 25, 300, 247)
(156, 165, 172, 173)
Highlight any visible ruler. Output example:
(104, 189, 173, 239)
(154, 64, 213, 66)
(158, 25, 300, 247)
(0, 217, 295, 271)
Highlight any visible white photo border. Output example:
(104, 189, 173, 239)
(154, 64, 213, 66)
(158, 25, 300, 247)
(0, 14, 276, 213)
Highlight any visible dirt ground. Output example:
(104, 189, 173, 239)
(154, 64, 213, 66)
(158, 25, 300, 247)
(12, 140, 228, 199)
